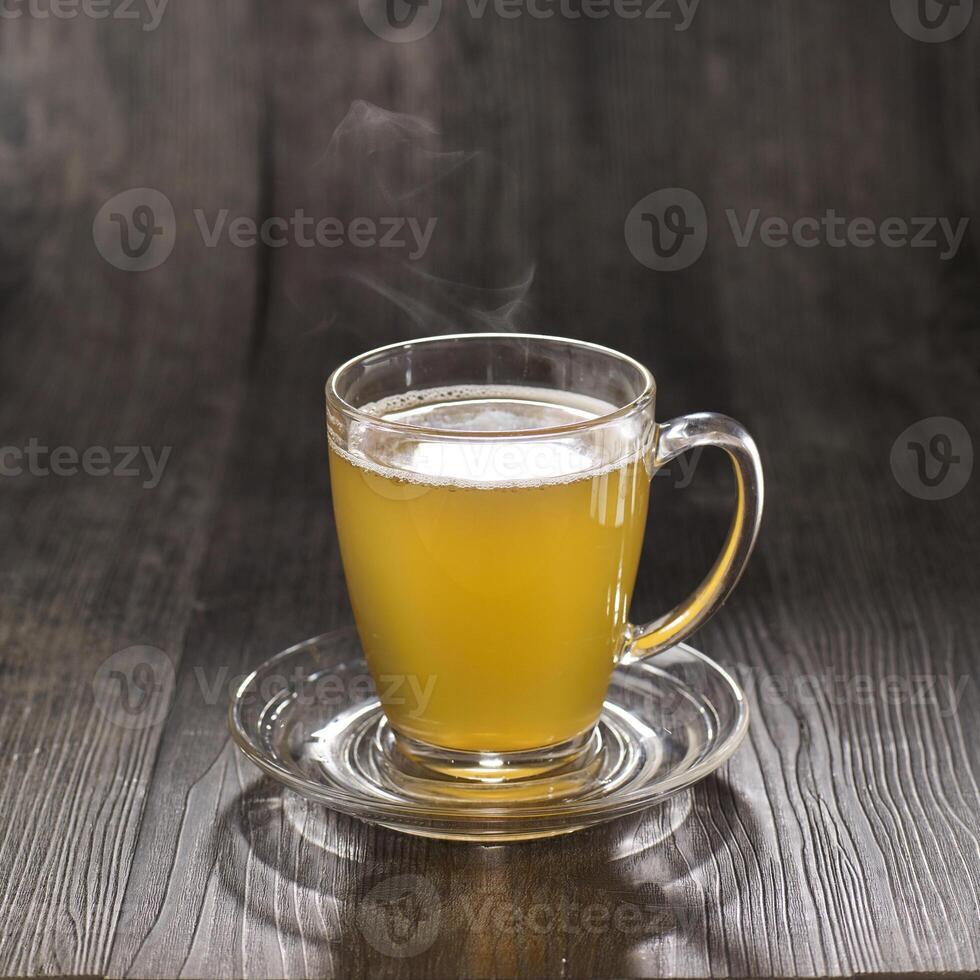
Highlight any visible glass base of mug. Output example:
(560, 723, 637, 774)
(391, 728, 600, 783)
(382, 724, 609, 802)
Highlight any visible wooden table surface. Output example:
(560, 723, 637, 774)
(1, 2, 978, 977)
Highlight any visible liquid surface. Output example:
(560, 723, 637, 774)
(336, 385, 641, 489)
(329, 386, 651, 752)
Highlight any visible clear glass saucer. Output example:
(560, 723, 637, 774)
(228, 629, 749, 842)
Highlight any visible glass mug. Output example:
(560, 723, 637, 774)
(326, 333, 763, 780)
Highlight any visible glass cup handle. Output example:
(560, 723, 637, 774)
(620, 412, 764, 665)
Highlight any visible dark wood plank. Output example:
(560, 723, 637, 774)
(0, 3, 263, 976)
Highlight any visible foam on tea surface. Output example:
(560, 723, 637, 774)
(334, 384, 643, 488)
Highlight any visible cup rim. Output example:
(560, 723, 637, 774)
(325, 332, 656, 440)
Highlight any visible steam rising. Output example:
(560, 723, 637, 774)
(287, 101, 534, 340)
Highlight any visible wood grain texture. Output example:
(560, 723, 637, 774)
(2, 0, 979, 977)
(0, 2, 263, 975)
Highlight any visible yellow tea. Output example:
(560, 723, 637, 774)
(329, 386, 650, 752)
